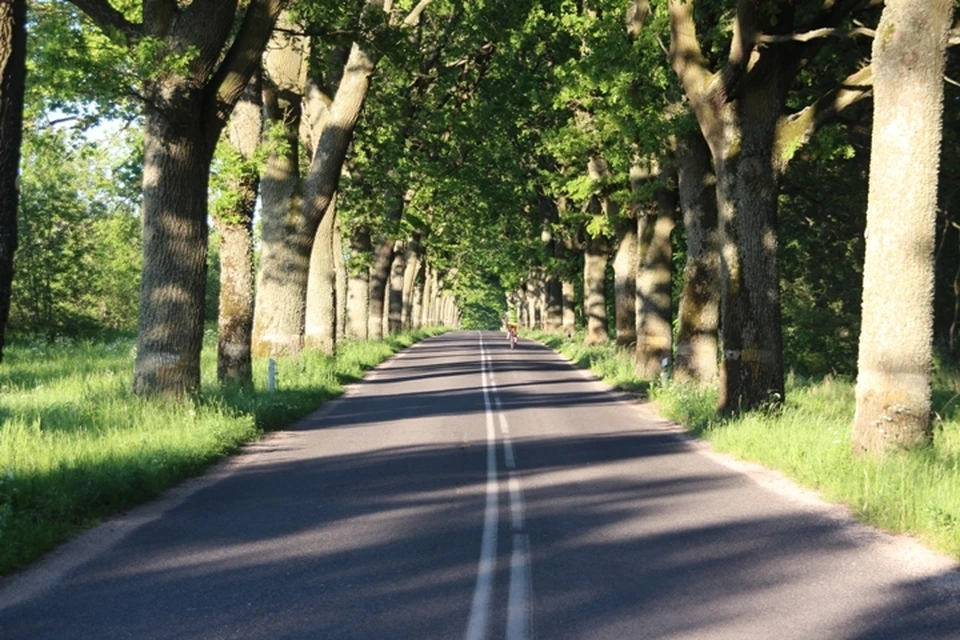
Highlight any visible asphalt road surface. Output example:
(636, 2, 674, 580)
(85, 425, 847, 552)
(2, 331, 959, 639)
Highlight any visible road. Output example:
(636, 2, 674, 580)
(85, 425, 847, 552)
(1, 331, 959, 639)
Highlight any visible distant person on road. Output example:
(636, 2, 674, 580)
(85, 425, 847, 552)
(505, 307, 519, 348)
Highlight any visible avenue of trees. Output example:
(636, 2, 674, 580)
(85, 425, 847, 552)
(1, 0, 958, 457)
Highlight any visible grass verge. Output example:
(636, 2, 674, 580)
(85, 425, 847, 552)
(0, 328, 446, 575)
(527, 329, 960, 560)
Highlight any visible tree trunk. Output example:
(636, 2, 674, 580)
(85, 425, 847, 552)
(544, 276, 563, 333)
(0, 0, 25, 363)
(613, 217, 638, 347)
(426, 268, 441, 326)
(562, 279, 576, 336)
(334, 216, 347, 342)
(420, 264, 434, 327)
(852, 0, 952, 455)
(253, 30, 378, 356)
(636, 181, 677, 378)
(345, 226, 371, 339)
(583, 234, 610, 345)
(304, 195, 338, 354)
(368, 237, 395, 340)
(388, 240, 405, 334)
(668, 0, 788, 412)
(724, 65, 787, 410)
(214, 74, 261, 387)
(251, 58, 307, 357)
(401, 237, 422, 330)
(525, 277, 538, 329)
(674, 129, 720, 384)
(134, 103, 211, 396)
(411, 264, 425, 329)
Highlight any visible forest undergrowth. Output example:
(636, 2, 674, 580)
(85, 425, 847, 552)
(0, 328, 446, 575)
(529, 329, 960, 561)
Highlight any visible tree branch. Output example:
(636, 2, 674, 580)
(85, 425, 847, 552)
(401, 0, 435, 28)
(775, 63, 873, 168)
(717, 0, 761, 103)
(68, 0, 140, 44)
(204, 0, 286, 148)
(757, 26, 875, 45)
(667, 0, 713, 103)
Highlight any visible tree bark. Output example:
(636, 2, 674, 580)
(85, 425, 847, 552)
(0, 0, 25, 363)
(525, 276, 539, 329)
(251, 31, 308, 357)
(345, 226, 371, 339)
(728, 63, 787, 409)
(411, 263, 425, 329)
(852, 0, 952, 455)
(334, 216, 347, 342)
(636, 180, 677, 378)
(401, 236, 422, 330)
(304, 195, 338, 354)
(562, 279, 576, 336)
(613, 217, 638, 347)
(430, 276, 443, 327)
(214, 74, 261, 386)
(674, 129, 720, 383)
(583, 234, 610, 345)
(252, 69, 304, 357)
(420, 265, 433, 327)
(134, 102, 212, 396)
(388, 240, 405, 334)
(544, 276, 563, 333)
(368, 237, 395, 340)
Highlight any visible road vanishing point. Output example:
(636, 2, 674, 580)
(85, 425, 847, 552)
(2, 332, 959, 639)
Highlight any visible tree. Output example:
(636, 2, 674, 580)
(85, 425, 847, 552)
(673, 127, 719, 383)
(667, 0, 876, 413)
(12, 125, 142, 335)
(635, 167, 677, 377)
(852, 0, 954, 455)
(0, 0, 26, 359)
(210, 74, 262, 385)
(70, 0, 284, 397)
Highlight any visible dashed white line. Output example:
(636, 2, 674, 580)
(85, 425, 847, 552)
(465, 332, 533, 640)
(504, 438, 517, 469)
(465, 335, 499, 640)
(507, 533, 534, 640)
(508, 473, 524, 531)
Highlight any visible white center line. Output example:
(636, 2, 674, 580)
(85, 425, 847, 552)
(465, 334, 499, 640)
(465, 332, 534, 640)
(508, 473, 524, 531)
(507, 533, 534, 640)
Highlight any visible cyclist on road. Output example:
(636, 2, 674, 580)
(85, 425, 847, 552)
(505, 307, 519, 349)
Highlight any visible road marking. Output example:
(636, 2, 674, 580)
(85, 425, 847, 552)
(508, 473, 524, 531)
(466, 332, 533, 640)
(507, 533, 534, 640)
(465, 335, 499, 640)
(504, 438, 516, 469)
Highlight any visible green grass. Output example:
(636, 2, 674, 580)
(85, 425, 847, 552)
(529, 330, 960, 560)
(529, 329, 651, 396)
(0, 328, 446, 575)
